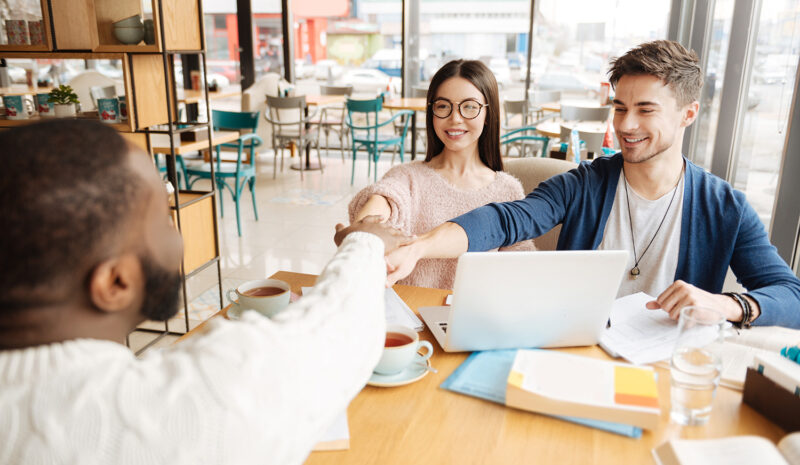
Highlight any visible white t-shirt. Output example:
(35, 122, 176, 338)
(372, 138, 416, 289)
(599, 170, 685, 298)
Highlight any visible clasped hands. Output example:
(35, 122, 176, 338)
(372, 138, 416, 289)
(334, 216, 419, 284)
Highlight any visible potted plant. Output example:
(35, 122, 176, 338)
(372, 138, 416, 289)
(48, 85, 79, 118)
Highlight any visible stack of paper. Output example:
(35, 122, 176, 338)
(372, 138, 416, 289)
(506, 350, 660, 430)
(312, 412, 350, 452)
(599, 292, 678, 365)
(440, 349, 644, 437)
(301, 287, 423, 331)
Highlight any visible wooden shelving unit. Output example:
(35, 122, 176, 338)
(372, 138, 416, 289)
(1, 0, 223, 352)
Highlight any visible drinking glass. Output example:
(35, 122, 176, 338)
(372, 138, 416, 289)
(669, 306, 725, 426)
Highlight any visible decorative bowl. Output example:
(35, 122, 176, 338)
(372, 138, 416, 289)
(113, 15, 142, 27)
(113, 26, 144, 45)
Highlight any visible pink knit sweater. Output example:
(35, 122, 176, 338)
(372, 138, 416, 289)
(349, 161, 536, 289)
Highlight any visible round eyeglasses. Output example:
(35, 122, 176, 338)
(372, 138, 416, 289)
(429, 98, 488, 120)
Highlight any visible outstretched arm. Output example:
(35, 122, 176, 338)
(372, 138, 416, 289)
(385, 221, 469, 285)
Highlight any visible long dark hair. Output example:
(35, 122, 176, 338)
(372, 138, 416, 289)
(424, 59, 502, 171)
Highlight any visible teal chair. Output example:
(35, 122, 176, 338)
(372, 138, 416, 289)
(186, 110, 263, 236)
(501, 126, 551, 158)
(345, 97, 413, 185)
(155, 154, 189, 189)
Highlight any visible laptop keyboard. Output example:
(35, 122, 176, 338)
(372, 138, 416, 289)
(439, 322, 448, 333)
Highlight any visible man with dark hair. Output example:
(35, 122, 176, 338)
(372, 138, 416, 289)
(0, 119, 408, 463)
(365, 40, 800, 328)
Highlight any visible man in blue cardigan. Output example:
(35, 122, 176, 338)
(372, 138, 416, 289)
(380, 40, 800, 328)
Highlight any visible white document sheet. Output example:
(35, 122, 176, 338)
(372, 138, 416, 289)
(599, 292, 679, 365)
(312, 411, 349, 451)
(302, 287, 424, 331)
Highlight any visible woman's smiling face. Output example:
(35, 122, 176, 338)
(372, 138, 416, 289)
(432, 76, 487, 154)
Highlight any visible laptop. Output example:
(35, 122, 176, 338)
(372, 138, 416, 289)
(418, 250, 628, 352)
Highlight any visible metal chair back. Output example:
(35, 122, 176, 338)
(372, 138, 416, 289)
(320, 84, 353, 96)
(560, 105, 610, 122)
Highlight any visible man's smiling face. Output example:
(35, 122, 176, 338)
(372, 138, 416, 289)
(612, 74, 697, 164)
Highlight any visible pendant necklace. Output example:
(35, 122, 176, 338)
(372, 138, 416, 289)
(623, 166, 683, 279)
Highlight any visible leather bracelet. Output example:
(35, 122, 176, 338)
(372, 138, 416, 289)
(723, 292, 751, 329)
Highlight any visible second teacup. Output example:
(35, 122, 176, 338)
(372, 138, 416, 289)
(227, 279, 291, 319)
(374, 325, 433, 375)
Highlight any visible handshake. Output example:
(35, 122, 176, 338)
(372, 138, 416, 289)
(333, 216, 418, 285)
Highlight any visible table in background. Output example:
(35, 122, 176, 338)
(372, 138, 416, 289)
(178, 271, 784, 464)
(176, 89, 242, 105)
(382, 97, 426, 161)
(535, 119, 607, 139)
(150, 130, 240, 155)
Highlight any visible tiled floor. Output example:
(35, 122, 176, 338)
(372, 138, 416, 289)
(129, 146, 400, 353)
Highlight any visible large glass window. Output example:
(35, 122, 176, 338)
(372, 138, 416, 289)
(295, 0, 401, 97)
(731, 0, 800, 230)
(409, 0, 531, 103)
(529, 0, 671, 99)
(691, 0, 735, 172)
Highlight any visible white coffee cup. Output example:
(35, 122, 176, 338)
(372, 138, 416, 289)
(374, 325, 434, 375)
(226, 279, 291, 319)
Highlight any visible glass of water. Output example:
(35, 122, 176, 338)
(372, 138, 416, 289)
(670, 306, 726, 426)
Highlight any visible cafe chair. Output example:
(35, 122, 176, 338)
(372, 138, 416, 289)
(186, 110, 263, 237)
(501, 126, 550, 158)
(154, 154, 189, 189)
(560, 104, 611, 122)
(503, 157, 577, 251)
(559, 125, 608, 161)
(264, 95, 321, 181)
(528, 89, 562, 120)
(345, 97, 413, 185)
(502, 99, 536, 157)
(310, 84, 353, 163)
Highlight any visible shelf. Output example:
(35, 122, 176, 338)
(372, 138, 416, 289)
(0, 0, 53, 51)
(0, 44, 50, 52)
(49, 0, 201, 53)
(0, 113, 132, 131)
(170, 191, 218, 275)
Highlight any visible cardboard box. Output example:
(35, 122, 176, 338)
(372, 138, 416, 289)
(180, 127, 209, 142)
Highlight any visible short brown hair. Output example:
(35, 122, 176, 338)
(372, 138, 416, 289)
(608, 40, 703, 107)
(424, 59, 502, 171)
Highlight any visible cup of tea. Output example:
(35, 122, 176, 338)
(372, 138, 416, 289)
(36, 93, 53, 116)
(374, 325, 433, 375)
(3, 95, 34, 120)
(226, 279, 291, 319)
(97, 97, 120, 123)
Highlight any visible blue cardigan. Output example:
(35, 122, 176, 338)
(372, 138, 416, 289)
(451, 154, 800, 328)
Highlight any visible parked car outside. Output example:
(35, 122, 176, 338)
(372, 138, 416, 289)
(362, 48, 402, 78)
(533, 72, 599, 96)
(340, 68, 400, 96)
(488, 57, 512, 88)
(314, 59, 343, 81)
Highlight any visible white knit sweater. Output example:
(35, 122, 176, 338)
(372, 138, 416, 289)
(0, 232, 386, 465)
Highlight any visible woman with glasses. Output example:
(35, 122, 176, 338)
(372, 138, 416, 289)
(343, 59, 535, 289)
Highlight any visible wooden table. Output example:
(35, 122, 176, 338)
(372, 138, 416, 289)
(383, 97, 426, 161)
(536, 119, 608, 139)
(178, 270, 784, 464)
(176, 89, 242, 105)
(150, 130, 240, 155)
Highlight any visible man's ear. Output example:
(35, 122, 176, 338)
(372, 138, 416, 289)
(88, 253, 143, 314)
(681, 100, 700, 127)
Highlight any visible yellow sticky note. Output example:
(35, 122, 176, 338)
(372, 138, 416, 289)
(614, 365, 657, 398)
(508, 370, 524, 388)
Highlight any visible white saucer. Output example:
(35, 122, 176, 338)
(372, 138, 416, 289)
(226, 305, 243, 320)
(368, 353, 431, 387)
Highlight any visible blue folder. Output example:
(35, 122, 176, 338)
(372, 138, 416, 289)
(440, 349, 643, 438)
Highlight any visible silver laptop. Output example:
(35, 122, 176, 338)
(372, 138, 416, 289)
(419, 250, 628, 352)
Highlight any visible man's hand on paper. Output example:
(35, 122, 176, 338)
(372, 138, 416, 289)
(334, 216, 414, 254)
(646, 280, 747, 322)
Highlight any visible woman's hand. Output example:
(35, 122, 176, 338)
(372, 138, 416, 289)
(334, 215, 414, 254)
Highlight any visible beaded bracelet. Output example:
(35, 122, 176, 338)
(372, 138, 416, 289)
(723, 292, 752, 329)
